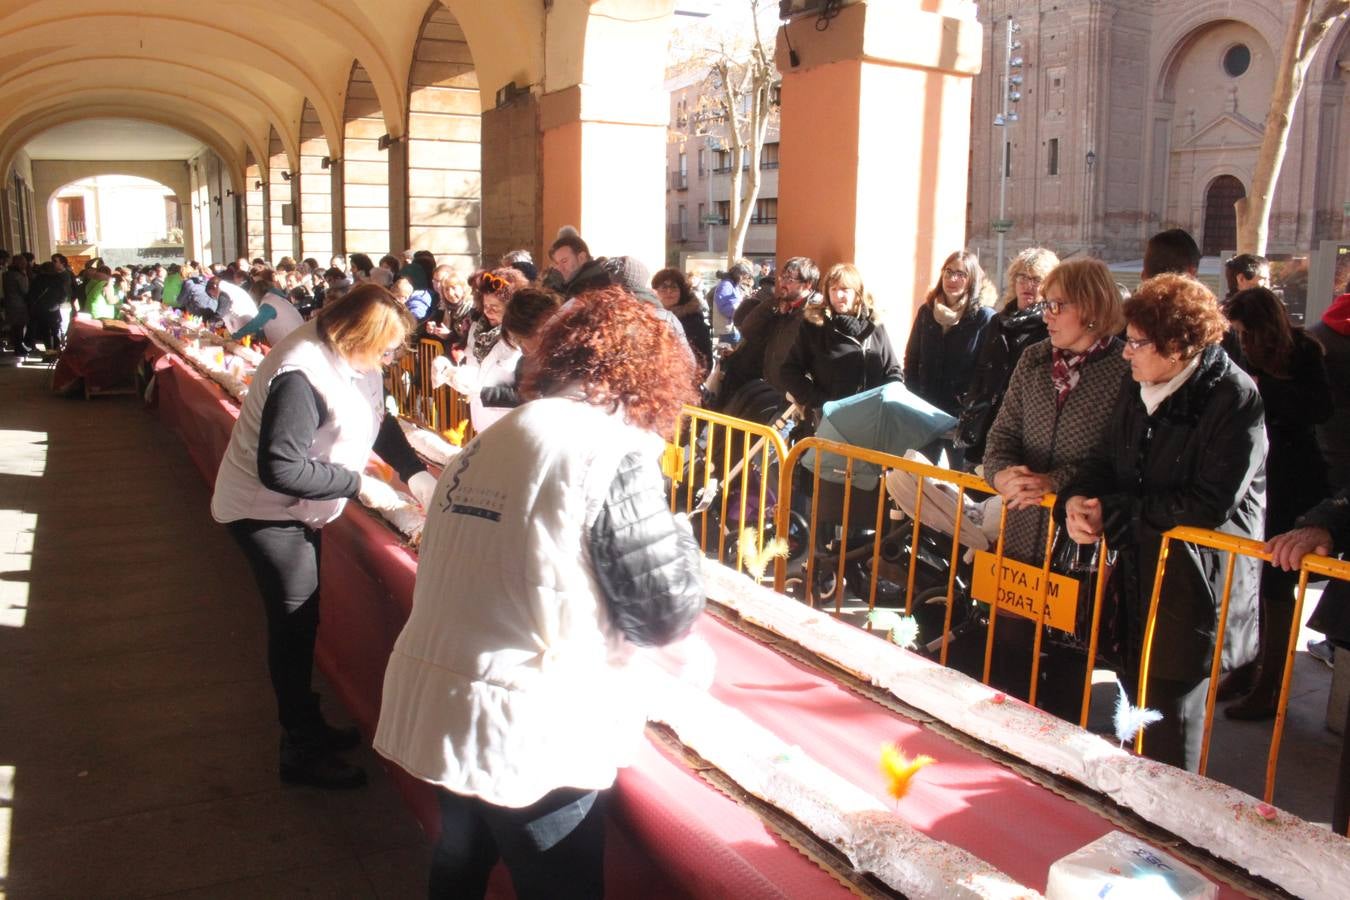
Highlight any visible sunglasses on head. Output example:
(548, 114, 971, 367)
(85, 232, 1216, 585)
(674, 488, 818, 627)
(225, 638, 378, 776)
(482, 272, 510, 293)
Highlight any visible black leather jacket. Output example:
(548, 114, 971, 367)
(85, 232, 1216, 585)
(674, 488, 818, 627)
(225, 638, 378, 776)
(589, 451, 705, 647)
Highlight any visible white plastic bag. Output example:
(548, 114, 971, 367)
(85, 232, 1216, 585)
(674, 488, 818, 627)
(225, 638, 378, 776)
(1046, 831, 1216, 900)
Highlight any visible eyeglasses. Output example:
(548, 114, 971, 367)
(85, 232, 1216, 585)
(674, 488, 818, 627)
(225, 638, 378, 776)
(1014, 274, 1043, 288)
(481, 272, 511, 294)
(942, 268, 969, 280)
(1123, 337, 1155, 351)
(380, 344, 407, 364)
(1042, 298, 1078, 315)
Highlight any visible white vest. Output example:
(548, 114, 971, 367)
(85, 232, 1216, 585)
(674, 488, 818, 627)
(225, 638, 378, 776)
(374, 397, 664, 807)
(218, 280, 259, 333)
(211, 320, 383, 528)
(258, 295, 305, 345)
(464, 322, 521, 433)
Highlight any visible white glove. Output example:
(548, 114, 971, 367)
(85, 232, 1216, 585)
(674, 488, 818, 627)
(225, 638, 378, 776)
(358, 474, 403, 511)
(407, 470, 438, 509)
(446, 364, 480, 398)
(430, 355, 454, 390)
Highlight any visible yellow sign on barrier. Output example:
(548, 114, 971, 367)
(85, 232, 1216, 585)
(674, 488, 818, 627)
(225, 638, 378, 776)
(971, 550, 1079, 633)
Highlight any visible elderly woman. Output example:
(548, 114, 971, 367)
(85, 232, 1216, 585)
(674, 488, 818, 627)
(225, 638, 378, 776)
(957, 247, 1059, 463)
(780, 262, 902, 414)
(476, 287, 564, 414)
(376, 287, 704, 898)
(1057, 274, 1266, 771)
(1219, 286, 1332, 720)
(904, 249, 995, 416)
(212, 285, 438, 789)
(980, 258, 1129, 713)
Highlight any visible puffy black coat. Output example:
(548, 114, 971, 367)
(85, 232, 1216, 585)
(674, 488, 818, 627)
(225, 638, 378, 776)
(1305, 488, 1350, 644)
(903, 300, 995, 415)
(1057, 345, 1267, 682)
(955, 306, 1049, 462)
(589, 451, 705, 647)
(779, 313, 902, 409)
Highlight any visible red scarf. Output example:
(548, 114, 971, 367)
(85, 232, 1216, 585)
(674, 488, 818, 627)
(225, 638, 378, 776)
(1050, 338, 1112, 408)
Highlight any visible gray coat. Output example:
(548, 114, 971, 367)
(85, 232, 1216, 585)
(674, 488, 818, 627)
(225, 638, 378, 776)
(982, 338, 1131, 563)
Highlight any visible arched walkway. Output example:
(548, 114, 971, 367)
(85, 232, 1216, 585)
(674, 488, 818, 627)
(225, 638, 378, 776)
(343, 62, 391, 257)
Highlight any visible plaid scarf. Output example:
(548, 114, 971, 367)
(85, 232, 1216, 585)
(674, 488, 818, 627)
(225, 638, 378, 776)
(1050, 337, 1113, 408)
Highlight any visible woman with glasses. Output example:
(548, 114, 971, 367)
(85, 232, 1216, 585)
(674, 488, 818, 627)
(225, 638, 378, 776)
(445, 267, 527, 433)
(1056, 274, 1266, 771)
(211, 285, 438, 789)
(904, 249, 996, 417)
(980, 258, 1129, 714)
(956, 247, 1058, 464)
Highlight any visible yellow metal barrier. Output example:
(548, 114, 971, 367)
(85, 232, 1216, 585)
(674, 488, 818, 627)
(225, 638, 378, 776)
(668, 405, 788, 578)
(1136, 526, 1350, 804)
(384, 339, 474, 444)
(775, 437, 1112, 725)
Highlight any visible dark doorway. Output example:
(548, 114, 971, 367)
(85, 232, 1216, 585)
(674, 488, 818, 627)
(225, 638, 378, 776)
(1203, 175, 1245, 256)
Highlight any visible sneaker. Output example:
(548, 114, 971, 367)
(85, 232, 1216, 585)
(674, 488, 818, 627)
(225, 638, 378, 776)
(1308, 639, 1335, 668)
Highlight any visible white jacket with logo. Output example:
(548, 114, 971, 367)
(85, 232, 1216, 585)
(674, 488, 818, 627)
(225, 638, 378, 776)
(211, 319, 382, 528)
(374, 396, 664, 808)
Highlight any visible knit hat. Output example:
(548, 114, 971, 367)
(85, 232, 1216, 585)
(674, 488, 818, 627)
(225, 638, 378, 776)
(603, 256, 659, 305)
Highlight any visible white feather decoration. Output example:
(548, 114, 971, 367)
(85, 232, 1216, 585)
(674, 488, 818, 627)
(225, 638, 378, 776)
(1113, 682, 1163, 748)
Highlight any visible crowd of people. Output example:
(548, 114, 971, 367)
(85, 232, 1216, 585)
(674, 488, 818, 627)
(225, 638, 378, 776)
(18, 218, 1347, 895)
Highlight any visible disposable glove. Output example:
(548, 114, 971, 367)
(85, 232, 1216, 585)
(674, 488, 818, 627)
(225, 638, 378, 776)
(407, 470, 438, 509)
(358, 474, 403, 511)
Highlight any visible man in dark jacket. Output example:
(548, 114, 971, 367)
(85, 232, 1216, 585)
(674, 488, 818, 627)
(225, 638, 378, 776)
(548, 229, 611, 298)
(1311, 292, 1350, 487)
(716, 256, 820, 412)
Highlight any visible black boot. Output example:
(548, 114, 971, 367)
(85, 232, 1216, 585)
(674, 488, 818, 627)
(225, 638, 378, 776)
(279, 730, 367, 789)
(305, 692, 361, 752)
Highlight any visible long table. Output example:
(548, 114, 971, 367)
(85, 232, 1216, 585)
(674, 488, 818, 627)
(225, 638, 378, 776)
(146, 348, 1255, 899)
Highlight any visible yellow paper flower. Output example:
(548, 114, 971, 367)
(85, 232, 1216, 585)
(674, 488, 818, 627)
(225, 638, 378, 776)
(879, 743, 935, 802)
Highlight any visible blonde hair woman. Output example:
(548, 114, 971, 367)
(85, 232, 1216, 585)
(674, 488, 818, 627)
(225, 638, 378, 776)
(211, 284, 439, 789)
(780, 262, 901, 412)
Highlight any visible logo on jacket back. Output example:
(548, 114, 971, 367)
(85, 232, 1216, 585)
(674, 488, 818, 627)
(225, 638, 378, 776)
(441, 442, 503, 522)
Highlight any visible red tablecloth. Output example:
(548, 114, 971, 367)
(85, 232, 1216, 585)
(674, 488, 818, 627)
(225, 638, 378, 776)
(52, 317, 152, 396)
(147, 352, 1252, 899)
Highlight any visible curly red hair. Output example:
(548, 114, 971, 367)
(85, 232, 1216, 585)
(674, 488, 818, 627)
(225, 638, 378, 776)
(1125, 274, 1227, 358)
(522, 286, 697, 434)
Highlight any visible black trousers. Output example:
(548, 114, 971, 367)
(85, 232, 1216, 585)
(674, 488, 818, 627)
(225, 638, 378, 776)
(430, 786, 606, 900)
(227, 519, 324, 732)
(1122, 673, 1212, 772)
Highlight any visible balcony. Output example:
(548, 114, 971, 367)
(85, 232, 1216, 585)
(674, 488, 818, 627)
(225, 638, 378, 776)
(669, 171, 688, 191)
(667, 223, 689, 243)
(712, 164, 734, 175)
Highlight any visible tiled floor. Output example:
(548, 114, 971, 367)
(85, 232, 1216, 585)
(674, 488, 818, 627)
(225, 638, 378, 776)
(0, 356, 1343, 899)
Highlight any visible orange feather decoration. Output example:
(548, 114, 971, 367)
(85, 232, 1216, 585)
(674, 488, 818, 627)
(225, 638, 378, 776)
(879, 743, 935, 802)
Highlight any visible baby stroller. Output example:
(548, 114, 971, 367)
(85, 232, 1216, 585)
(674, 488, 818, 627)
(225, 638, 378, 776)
(788, 383, 966, 614)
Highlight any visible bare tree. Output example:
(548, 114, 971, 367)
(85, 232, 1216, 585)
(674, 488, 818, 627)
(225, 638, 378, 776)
(1236, 0, 1349, 253)
(669, 0, 780, 268)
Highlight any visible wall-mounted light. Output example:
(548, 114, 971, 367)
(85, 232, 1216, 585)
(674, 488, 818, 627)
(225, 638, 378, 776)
(1085, 150, 1097, 170)
(254, 180, 263, 190)
(225, 189, 234, 198)
(320, 156, 339, 169)
(281, 170, 293, 181)
(376, 134, 400, 151)
(212, 195, 221, 206)
(495, 81, 525, 109)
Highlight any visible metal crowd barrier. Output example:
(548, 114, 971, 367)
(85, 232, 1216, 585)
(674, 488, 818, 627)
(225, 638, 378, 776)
(1137, 526, 1350, 804)
(666, 405, 788, 578)
(384, 338, 473, 442)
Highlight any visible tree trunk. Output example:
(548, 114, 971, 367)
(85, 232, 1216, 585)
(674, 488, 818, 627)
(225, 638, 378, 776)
(1235, 0, 1347, 254)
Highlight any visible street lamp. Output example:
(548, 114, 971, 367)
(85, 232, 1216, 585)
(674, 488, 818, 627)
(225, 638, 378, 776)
(993, 16, 1023, 293)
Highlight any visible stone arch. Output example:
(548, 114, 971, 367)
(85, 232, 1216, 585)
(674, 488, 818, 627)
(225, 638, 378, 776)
(1320, 18, 1350, 83)
(298, 100, 334, 261)
(1154, 2, 1286, 101)
(343, 60, 391, 256)
(406, 2, 481, 267)
(37, 165, 191, 260)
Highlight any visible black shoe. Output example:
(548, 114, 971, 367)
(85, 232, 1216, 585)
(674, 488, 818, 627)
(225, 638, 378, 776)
(279, 731, 367, 790)
(315, 720, 362, 753)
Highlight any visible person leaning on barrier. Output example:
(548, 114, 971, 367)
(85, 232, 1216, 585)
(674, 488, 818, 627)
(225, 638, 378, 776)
(211, 284, 437, 790)
(1056, 274, 1266, 772)
(475, 287, 564, 414)
(980, 258, 1130, 714)
(956, 247, 1058, 464)
(1219, 287, 1333, 721)
(375, 288, 704, 899)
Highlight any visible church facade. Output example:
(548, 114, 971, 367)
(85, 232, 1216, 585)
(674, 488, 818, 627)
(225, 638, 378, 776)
(967, 0, 1350, 264)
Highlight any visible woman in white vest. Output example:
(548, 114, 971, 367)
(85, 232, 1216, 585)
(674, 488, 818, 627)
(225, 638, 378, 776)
(444, 267, 526, 434)
(376, 287, 705, 898)
(212, 284, 438, 789)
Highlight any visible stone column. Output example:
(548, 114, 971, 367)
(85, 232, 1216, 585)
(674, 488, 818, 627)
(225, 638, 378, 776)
(774, 0, 982, 343)
(538, 82, 666, 273)
(388, 139, 410, 254)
